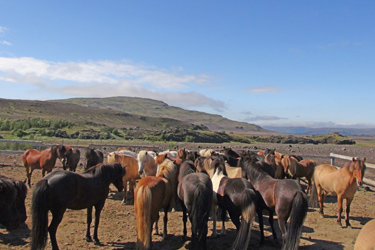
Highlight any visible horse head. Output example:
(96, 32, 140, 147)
(56, 144, 67, 160)
(211, 155, 227, 176)
(112, 163, 126, 192)
(137, 150, 148, 175)
(352, 157, 366, 186)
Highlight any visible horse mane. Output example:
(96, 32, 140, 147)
(84, 163, 125, 182)
(137, 150, 149, 162)
(239, 156, 269, 182)
(344, 158, 366, 172)
(157, 164, 177, 180)
(180, 161, 196, 177)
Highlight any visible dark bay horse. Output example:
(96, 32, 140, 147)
(134, 163, 178, 250)
(62, 145, 81, 172)
(177, 160, 213, 250)
(309, 158, 366, 228)
(0, 175, 27, 231)
(30, 163, 125, 250)
(239, 155, 308, 250)
(84, 148, 103, 170)
(22, 145, 66, 187)
(212, 157, 257, 250)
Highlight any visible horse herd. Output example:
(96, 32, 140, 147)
(0, 144, 373, 250)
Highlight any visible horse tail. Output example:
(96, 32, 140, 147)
(283, 191, 308, 250)
(231, 188, 256, 250)
(191, 183, 210, 249)
(308, 175, 319, 208)
(135, 185, 152, 250)
(30, 179, 50, 250)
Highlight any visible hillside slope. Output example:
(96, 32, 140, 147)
(53, 96, 267, 133)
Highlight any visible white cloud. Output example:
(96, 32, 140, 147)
(0, 41, 11, 46)
(247, 85, 280, 94)
(0, 56, 224, 111)
(0, 26, 7, 34)
(244, 115, 287, 122)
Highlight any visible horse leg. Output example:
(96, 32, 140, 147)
(317, 186, 325, 217)
(93, 202, 105, 245)
(154, 213, 160, 235)
(277, 214, 288, 247)
(181, 201, 188, 240)
(220, 207, 227, 235)
(268, 210, 277, 240)
(49, 207, 66, 250)
(122, 180, 128, 204)
(86, 207, 93, 242)
(337, 195, 343, 227)
(25, 165, 31, 188)
(257, 208, 265, 245)
(211, 200, 218, 237)
(163, 208, 168, 239)
(42, 169, 46, 177)
(345, 198, 353, 228)
(129, 180, 135, 205)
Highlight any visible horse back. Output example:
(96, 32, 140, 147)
(354, 219, 375, 250)
(116, 155, 140, 180)
(136, 176, 171, 210)
(22, 149, 42, 167)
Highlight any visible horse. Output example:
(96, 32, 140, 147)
(108, 153, 141, 204)
(240, 152, 275, 179)
(137, 150, 157, 177)
(84, 148, 103, 170)
(0, 175, 27, 231)
(30, 163, 125, 250)
(62, 145, 81, 172)
(239, 155, 308, 249)
(134, 163, 178, 250)
(212, 158, 257, 250)
(354, 219, 375, 250)
(199, 148, 215, 157)
(264, 153, 285, 179)
(222, 146, 240, 158)
(22, 145, 66, 187)
(309, 158, 366, 228)
(177, 160, 213, 250)
(284, 156, 316, 194)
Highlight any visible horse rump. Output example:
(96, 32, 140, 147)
(135, 185, 152, 250)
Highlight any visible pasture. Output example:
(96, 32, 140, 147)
(0, 143, 374, 249)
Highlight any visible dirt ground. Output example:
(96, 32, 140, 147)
(0, 143, 375, 250)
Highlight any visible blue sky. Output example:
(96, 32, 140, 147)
(0, 1, 374, 128)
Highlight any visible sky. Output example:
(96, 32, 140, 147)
(0, 1, 374, 129)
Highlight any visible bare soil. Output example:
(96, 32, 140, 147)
(0, 143, 375, 250)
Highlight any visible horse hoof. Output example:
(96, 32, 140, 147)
(94, 240, 100, 245)
(85, 237, 93, 242)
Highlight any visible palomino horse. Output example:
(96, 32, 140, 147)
(134, 163, 178, 250)
(239, 155, 308, 249)
(137, 150, 157, 177)
(211, 157, 257, 250)
(62, 145, 81, 172)
(30, 163, 125, 250)
(354, 219, 375, 250)
(177, 160, 212, 250)
(0, 175, 27, 231)
(84, 148, 103, 170)
(22, 145, 66, 187)
(108, 153, 141, 204)
(264, 153, 285, 179)
(309, 158, 366, 228)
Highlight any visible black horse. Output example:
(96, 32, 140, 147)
(177, 160, 213, 250)
(0, 175, 27, 231)
(212, 157, 257, 250)
(30, 163, 125, 250)
(238, 155, 308, 250)
(84, 148, 104, 170)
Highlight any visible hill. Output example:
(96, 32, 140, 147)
(264, 126, 375, 137)
(52, 96, 266, 134)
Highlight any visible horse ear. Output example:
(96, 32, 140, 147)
(352, 157, 355, 162)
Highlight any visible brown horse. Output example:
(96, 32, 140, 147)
(354, 219, 375, 250)
(108, 153, 141, 204)
(264, 153, 285, 179)
(309, 158, 366, 228)
(84, 148, 103, 170)
(239, 155, 308, 249)
(22, 145, 66, 187)
(134, 163, 178, 250)
(281, 155, 316, 193)
(62, 145, 81, 172)
(137, 150, 157, 177)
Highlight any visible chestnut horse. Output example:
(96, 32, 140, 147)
(30, 163, 125, 250)
(108, 153, 141, 204)
(239, 155, 308, 249)
(137, 150, 157, 177)
(134, 163, 178, 250)
(177, 160, 212, 250)
(62, 145, 81, 172)
(309, 158, 366, 228)
(22, 145, 66, 187)
(354, 219, 375, 250)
